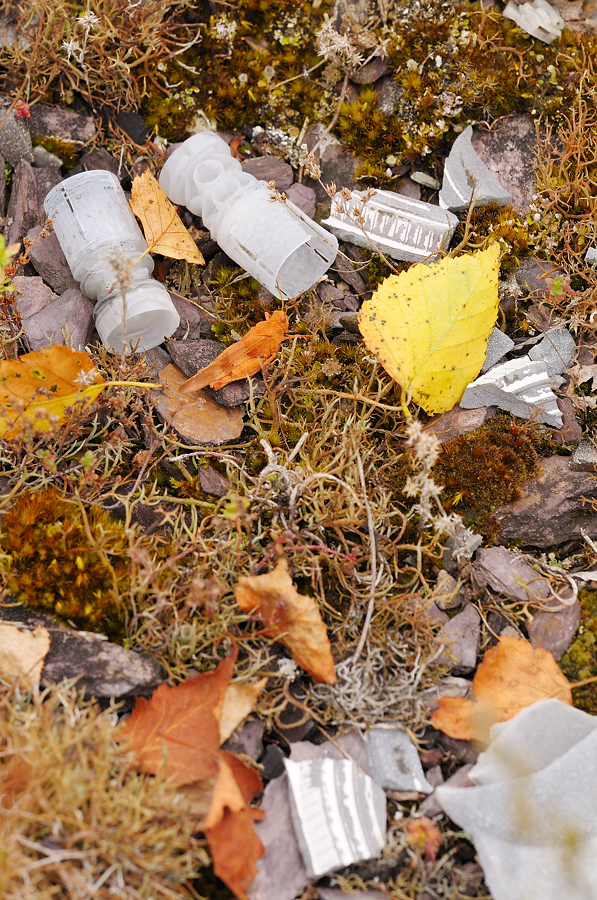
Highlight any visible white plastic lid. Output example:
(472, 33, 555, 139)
(94, 282, 180, 353)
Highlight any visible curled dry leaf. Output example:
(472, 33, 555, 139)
(430, 635, 572, 742)
(235, 558, 337, 684)
(0, 623, 50, 692)
(0, 345, 106, 438)
(219, 677, 268, 744)
(129, 169, 205, 265)
(179, 310, 289, 393)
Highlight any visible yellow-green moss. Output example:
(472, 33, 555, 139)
(561, 590, 597, 713)
(32, 136, 78, 169)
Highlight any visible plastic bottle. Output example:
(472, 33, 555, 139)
(159, 132, 338, 301)
(44, 170, 180, 353)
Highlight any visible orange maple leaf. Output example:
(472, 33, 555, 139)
(179, 310, 289, 393)
(430, 635, 572, 742)
(119, 645, 237, 785)
(235, 557, 337, 684)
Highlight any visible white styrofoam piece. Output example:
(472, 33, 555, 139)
(460, 355, 562, 427)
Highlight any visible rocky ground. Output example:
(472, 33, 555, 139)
(3, 0, 597, 898)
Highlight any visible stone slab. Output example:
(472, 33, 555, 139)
(152, 364, 244, 445)
(23, 287, 94, 351)
(26, 225, 78, 293)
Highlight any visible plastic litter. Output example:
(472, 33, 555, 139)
(44, 171, 179, 353)
(159, 132, 337, 301)
(365, 727, 433, 793)
(502, 0, 564, 43)
(460, 355, 562, 427)
(322, 188, 458, 262)
(439, 125, 512, 212)
(284, 757, 386, 878)
(437, 699, 597, 900)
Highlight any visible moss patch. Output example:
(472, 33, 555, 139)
(561, 589, 597, 713)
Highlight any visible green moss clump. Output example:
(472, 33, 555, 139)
(0, 487, 129, 636)
(561, 590, 597, 714)
(32, 137, 78, 169)
(433, 416, 541, 536)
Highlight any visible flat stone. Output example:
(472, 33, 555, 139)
(169, 294, 211, 340)
(285, 182, 316, 218)
(314, 141, 361, 207)
(290, 731, 370, 773)
(285, 758, 386, 878)
(529, 327, 576, 376)
(141, 346, 171, 378)
(551, 397, 582, 446)
(473, 546, 553, 603)
(433, 570, 463, 610)
(34, 163, 62, 214)
(198, 464, 231, 498)
(493, 455, 597, 547)
(23, 286, 94, 351)
(249, 773, 310, 900)
(412, 170, 441, 190)
(436, 603, 481, 673)
(471, 116, 538, 213)
(241, 156, 294, 191)
(376, 76, 404, 116)
(570, 438, 597, 472)
(351, 57, 389, 84)
(396, 176, 421, 200)
(79, 147, 128, 182)
(4, 158, 43, 246)
(223, 718, 264, 761)
(12, 275, 58, 319)
(115, 109, 148, 145)
(527, 598, 581, 660)
(339, 312, 360, 333)
(439, 126, 512, 212)
(33, 145, 64, 168)
(460, 356, 562, 428)
(0, 14, 31, 50)
(28, 103, 96, 145)
(365, 728, 433, 793)
(514, 257, 565, 296)
(167, 339, 266, 407)
(322, 189, 458, 263)
(333, 252, 367, 294)
(153, 364, 244, 445)
(482, 328, 515, 373)
(318, 282, 345, 304)
(318, 890, 387, 900)
(26, 225, 78, 293)
(425, 403, 496, 443)
(0, 105, 34, 166)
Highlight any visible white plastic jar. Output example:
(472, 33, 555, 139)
(44, 170, 180, 353)
(159, 132, 338, 301)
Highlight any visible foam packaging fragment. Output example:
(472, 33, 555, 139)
(460, 356, 563, 427)
(439, 126, 512, 212)
(503, 0, 563, 43)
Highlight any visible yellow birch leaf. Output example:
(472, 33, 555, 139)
(358, 244, 501, 415)
(129, 169, 205, 265)
(0, 345, 106, 438)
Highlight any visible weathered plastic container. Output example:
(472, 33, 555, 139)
(44, 171, 179, 353)
(159, 132, 338, 301)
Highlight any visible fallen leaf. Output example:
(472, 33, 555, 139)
(130, 169, 205, 265)
(0, 345, 106, 438)
(430, 635, 572, 741)
(235, 558, 337, 684)
(0, 757, 32, 808)
(358, 244, 500, 414)
(567, 362, 597, 390)
(204, 751, 264, 900)
(0, 623, 50, 691)
(119, 645, 237, 784)
(179, 310, 289, 393)
(219, 678, 268, 744)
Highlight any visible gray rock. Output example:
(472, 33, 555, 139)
(365, 728, 433, 793)
(396, 176, 421, 200)
(494, 455, 597, 546)
(333, 0, 371, 29)
(570, 438, 597, 472)
(4, 158, 43, 245)
(28, 103, 96, 145)
(26, 225, 78, 293)
(460, 356, 562, 427)
(79, 147, 129, 182)
(33, 145, 63, 168)
(285, 758, 386, 878)
(434, 570, 463, 610)
(515, 256, 565, 296)
(471, 115, 538, 213)
(241, 156, 294, 191)
(376, 77, 404, 116)
(34, 163, 62, 215)
(260, 744, 287, 782)
(318, 890, 387, 900)
(167, 338, 266, 406)
(436, 603, 481, 672)
(352, 57, 388, 84)
(527, 598, 581, 660)
(439, 126, 512, 212)
(529, 327, 576, 376)
(552, 397, 582, 446)
(322, 189, 458, 263)
(0, 14, 31, 50)
(412, 170, 441, 190)
(425, 403, 496, 444)
(169, 293, 211, 340)
(473, 546, 552, 603)
(141, 346, 171, 378)
(334, 252, 366, 294)
(115, 109, 148, 145)
(315, 141, 361, 206)
(12, 275, 58, 319)
(23, 286, 94, 351)
(198, 464, 231, 498)
(290, 731, 370, 772)
(0, 105, 34, 166)
(285, 182, 316, 218)
(318, 283, 345, 304)
(223, 718, 264, 761)
(249, 773, 310, 900)
(482, 327, 515, 373)
(437, 699, 597, 900)
(339, 312, 360, 333)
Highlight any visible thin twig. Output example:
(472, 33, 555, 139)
(352, 449, 377, 662)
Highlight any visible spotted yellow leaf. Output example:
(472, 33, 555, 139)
(0, 345, 106, 438)
(358, 244, 501, 414)
(130, 169, 205, 265)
